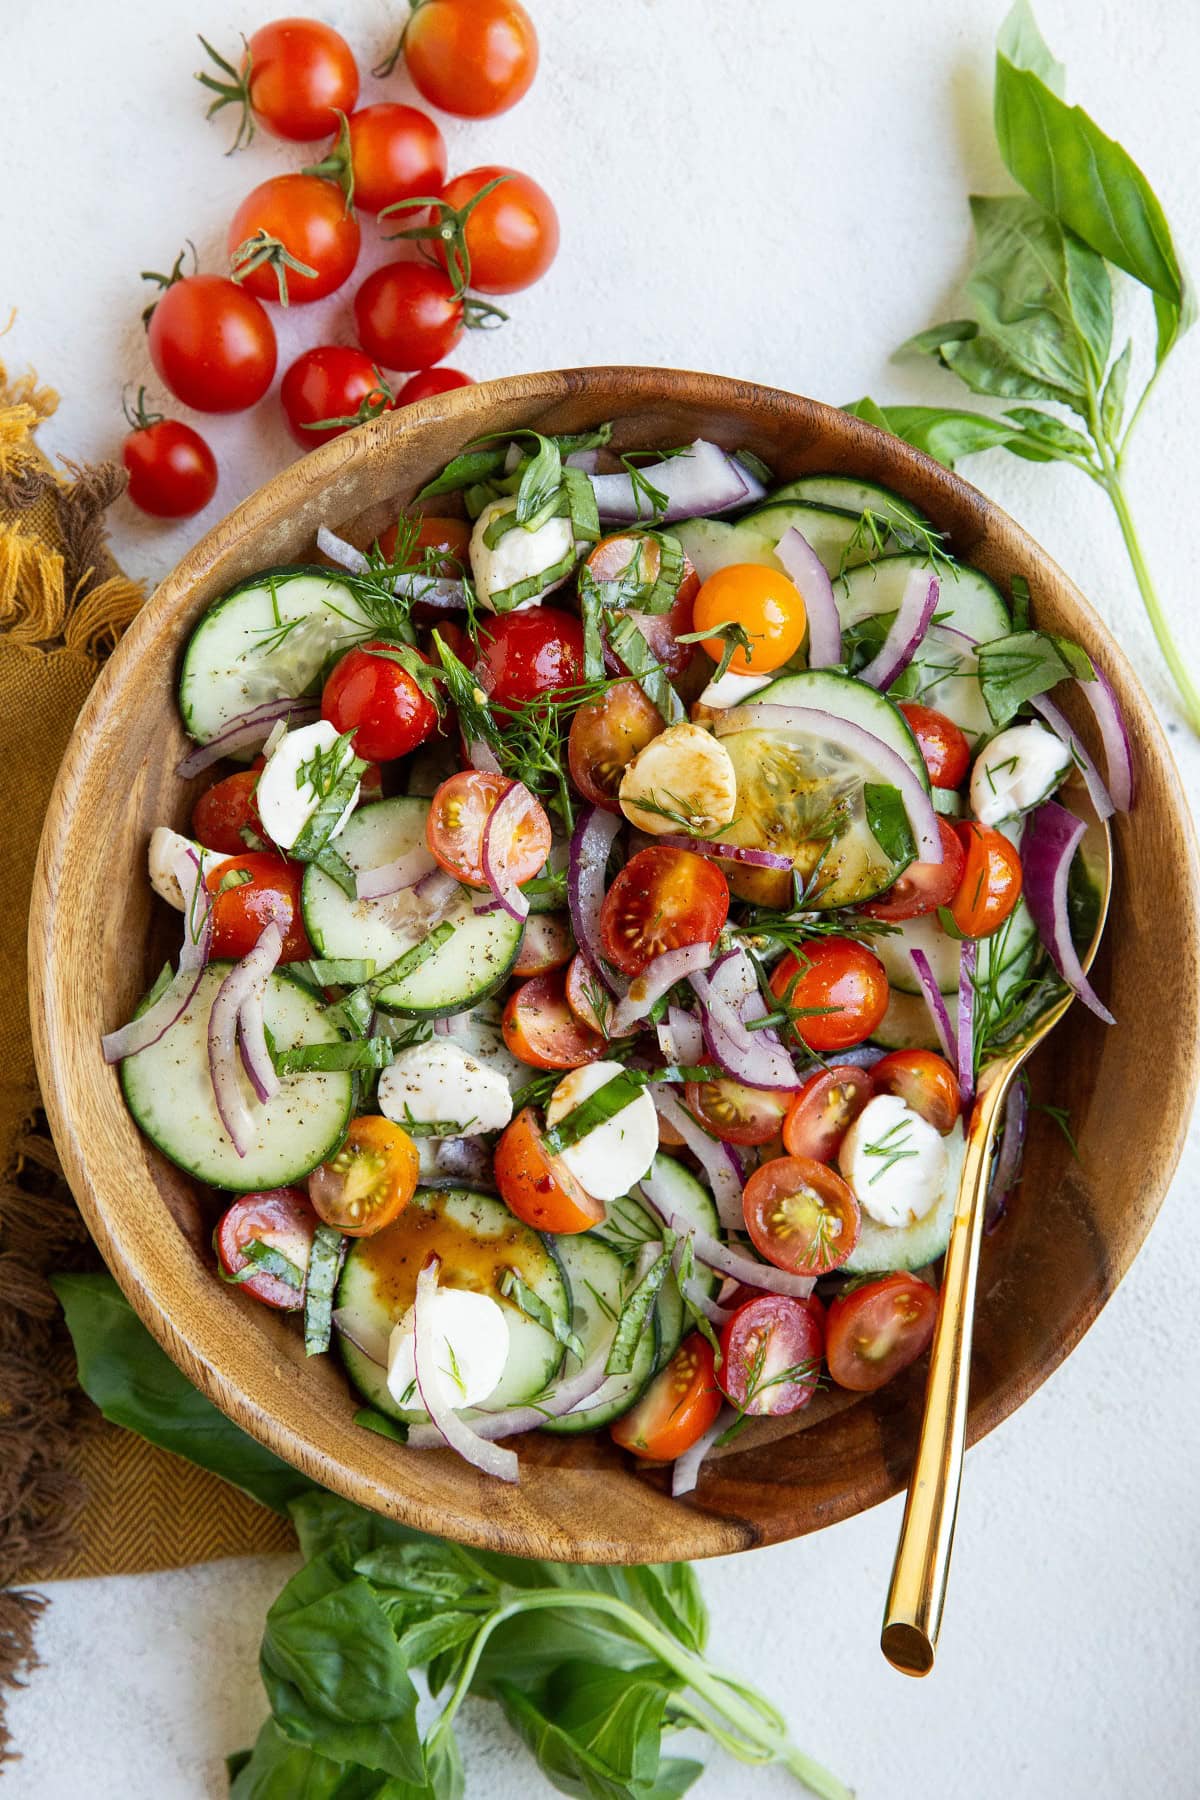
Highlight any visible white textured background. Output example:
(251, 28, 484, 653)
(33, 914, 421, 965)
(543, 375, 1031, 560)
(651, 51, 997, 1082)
(5, 1, 1200, 1795)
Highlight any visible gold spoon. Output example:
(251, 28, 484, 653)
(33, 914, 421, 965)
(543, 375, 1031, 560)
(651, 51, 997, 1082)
(880, 798, 1113, 1677)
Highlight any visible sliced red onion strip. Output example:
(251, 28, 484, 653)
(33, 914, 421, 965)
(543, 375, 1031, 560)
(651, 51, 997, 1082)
(1077, 665, 1134, 812)
(357, 843, 438, 901)
(412, 1260, 518, 1481)
(1029, 694, 1114, 822)
(316, 525, 370, 573)
(468, 737, 502, 774)
(332, 1307, 389, 1367)
(481, 781, 536, 923)
(671, 1242, 736, 1326)
(207, 918, 285, 1156)
(775, 526, 841, 668)
(908, 947, 956, 1066)
(640, 1168, 816, 1299)
(589, 439, 750, 524)
(987, 1078, 1028, 1231)
(237, 979, 280, 1105)
(957, 939, 977, 1107)
(828, 1044, 887, 1071)
(650, 1090, 744, 1231)
(564, 447, 600, 474)
(672, 1406, 735, 1497)
(568, 806, 628, 994)
(101, 850, 213, 1062)
(690, 952, 799, 1092)
(857, 570, 939, 691)
(657, 1004, 706, 1067)
(644, 832, 793, 871)
(714, 703, 942, 864)
(176, 697, 320, 778)
(1021, 802, 1115, 1025)
(610, 941, 715, 1036)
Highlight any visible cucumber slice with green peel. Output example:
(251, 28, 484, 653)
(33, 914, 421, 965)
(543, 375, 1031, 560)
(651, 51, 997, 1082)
(873, 898, 1039, 1047)
(541, 1307, 659, 1434)
(336, 1187, 566, 1427)
(178, 567, 378, 749)
(119, 964, 353, 1192)
(837, 552, 1010, 646)
(674, 502, 869, 586)
(641, 1154, 721, 1369)
(842, 1122, 967, 1273)
(301, 797, 522, 1016)
(765, 474, 931, 534)
(540, 1232, 628, 1389)
(877, 913, 962, 997)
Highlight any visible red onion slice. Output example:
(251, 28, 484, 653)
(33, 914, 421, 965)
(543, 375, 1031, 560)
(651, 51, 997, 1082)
(316, 525, 369, 573)
(1021, 802, 1115, 1025)
(640, 832, 793, 870)
(177, 697, 320, 778)
(237, 978, 280, 1105)
(101, 849, 213, 1062)
(657, 1004, 706, 1066)
(908, 947, 957, 1065)
(713, 703, 942, 863)
(987, 1078, 1028, 1231)
(1076, 666, 1134, 812)
(857, 570, 939, 691)
(481, 781, 537, 922)
(568, 806, 628, 994)
(1029, 694, 1114, 822)
(690, 951, 799, 1091)
(357, 843, 438, 901)
(957, 939, 977, 1106)
(639, 1168, 816, 1299)
(589, 439, 751, 524)
(207, 918, 286, 1157)
(468, 737, 502, 774)
(610, 941, 715, 1037)
(775, 526, 841, 668)
(671, 1242, 736, 1326)
(672, 1406, 734, 1497)
(412, 1259, 518, 1481)
(564, 447, 600, 474)
(650, 1091, 744, 1231)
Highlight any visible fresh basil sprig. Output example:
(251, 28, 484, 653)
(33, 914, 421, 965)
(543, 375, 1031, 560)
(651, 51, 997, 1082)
(976, 628, 1094, 726)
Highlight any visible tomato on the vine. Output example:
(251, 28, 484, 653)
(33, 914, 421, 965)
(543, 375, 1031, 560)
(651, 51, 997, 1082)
(310, 103, 446, 215)
(145, 268, 276, 413)
(860, 818, 965, 922)
(691, 562, 807, 675)
(321, 640, 438, 763)
(399, 0, 539, 119)
(493, 1106, 604, 1233)
(475, 608, 583, 706)
(949, 822, 1023, 937)
(121, 391, 217, 519)
(426, 770, 551, 888)
(354, 261, 480, 371)
(228, 174, 360, 305)
(281, 346, 394, 448)
(742, 1155, 861, 1277)
(611, 1333, 723, 1461)
(598, 846, 729, 978)
(899, 702, 971, 791)
(782, 1065, 876, 1162)
(308, 1115, 419, 1236)
(768, 938, 889, 1052)
(719, 1294, 824, 1416)
(204, 852, 312, 962)
(396, 367, 475, 403)
(825, 1273, 938, 1393)
(199, 19, 359, 149)
(214, 1188, 317, 1310)
(436, 166, 559, 293)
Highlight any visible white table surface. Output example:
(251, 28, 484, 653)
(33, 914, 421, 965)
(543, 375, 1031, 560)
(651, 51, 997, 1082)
(5, 1, 1200, 1795)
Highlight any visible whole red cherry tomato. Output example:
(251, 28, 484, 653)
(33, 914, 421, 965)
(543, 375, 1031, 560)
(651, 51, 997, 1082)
(228, 174, 360, 305)
(396, 368, 475, 403)
(144, 265, 276, 413)
(306, 103, 446, 214)
(476, 609, 584, 706)
(121, 391, 216, 519)
(280, 346, 394, 448)
(354, 262, 476, 371)
(199, 19, 359, 150)
(321, 640, 439, 762)
(435, 166, 559, 294)
(398, 0, 538, 119)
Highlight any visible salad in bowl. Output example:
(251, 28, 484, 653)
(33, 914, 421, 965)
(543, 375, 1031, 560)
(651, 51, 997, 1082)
(101, 424, 1132, 1493)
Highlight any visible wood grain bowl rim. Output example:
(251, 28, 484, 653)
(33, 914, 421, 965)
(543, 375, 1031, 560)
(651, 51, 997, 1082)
(29, 367, 1200, 1562)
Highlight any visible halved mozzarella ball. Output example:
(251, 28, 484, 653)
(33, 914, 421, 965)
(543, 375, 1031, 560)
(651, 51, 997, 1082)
(969, 723, 1071, 827)
(469, 497, 575, 613)
(838, 1093, 949, 1229)
(148, 826, 224, 909)
(386, 1288, 509, 1411)
(545, 1060, 659, 1202)
(256, 720, 360, 850)
(618, 721, 737, 836)
(378, 1040, 513, 1138)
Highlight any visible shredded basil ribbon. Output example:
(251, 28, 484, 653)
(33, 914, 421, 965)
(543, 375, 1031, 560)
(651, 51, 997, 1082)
(303, 1227, 345, 1356)
(864, 782, 917, 866)
(274, 1037, 395, 1075)
(499, 1268, 584, 1361)
(223, 1239, 305, 1291)
(607, 614, 684, 723)
(540, 1066, 714, 1157)
(323, 921, 455, 1032)
(606, 1236, 675, 1376)
(290, 958, 377, 989)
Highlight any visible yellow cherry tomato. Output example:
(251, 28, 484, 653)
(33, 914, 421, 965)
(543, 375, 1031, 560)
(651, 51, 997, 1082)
(691, 563, 807, 675)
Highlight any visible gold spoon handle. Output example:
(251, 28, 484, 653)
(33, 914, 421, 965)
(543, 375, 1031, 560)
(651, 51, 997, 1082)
(880, 1064, 1016, 1676)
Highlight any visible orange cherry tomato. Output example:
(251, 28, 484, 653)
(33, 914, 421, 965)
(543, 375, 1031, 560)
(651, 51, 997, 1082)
(872, 1050, 961, 1134)
(583, 534, 701, 680)
(898, 702, 971, 791)
(228, 174, 361, 305)
(611, 1333, 723, 1461)
(690, 563, 807, 675)
(860, 817, 965, 922)
(598, 846, 729, 979)
(494, 1106, 604, 1233)
(782, 1065, 876, 1162)
(426, 770, 551, 888)
(308, 1116, 420, 1236)
(402, 0, 539, 119)
(683, 1075, 789, 1147)
(204, 852, 312, 963)
(742, 1155, 861, 1277)
(567, 679, 664, 811)
(378, 513, 472, 572)
(438, 165, 558, 294)
(949, 822, 1023, 938)
(502, 969, 606, 1070)
(768, 938, 889, 1052)
(825, 1273, 938, 1393)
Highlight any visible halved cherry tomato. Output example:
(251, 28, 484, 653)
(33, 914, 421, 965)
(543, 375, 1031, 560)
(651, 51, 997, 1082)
(192, 770, 264, 854)
(426, 770, 551, 888)
(949, 822, 1023, 938)
(494, 1106, 604, 1233)
(564, 952, 614, 1036)
(476, 608, 584, 706)
(396, 368, 474, 403)
(782, 1065, 875, 1162)
(378, 513, 472, 572)
(742, 1155, 860, 1276)
(321, 639, 438, 762)
(899, 702, 971, 791)
(228, 174, 361, 305)
(329, 103, 446, 214)
(281, 345, 393, 448)
(205, 852, 311, 962)
(872, 1050, 961, 1134)
(215, 1187, 317, 1310)
(512, 913, 574, 977)
(308, 1116, 419, 1235)
(437, 165, 558, 294)
(210, 19, 359, 145)
(567, 679, 664, 810)
(599, 846, 729, 978)
(684, 1075, 789, 1147)
(146, 273, 276, 413)
(860, 817, 965, 922)
(825, 1273, 938, 1393)
(690, 563, 806, 675)
(768, 939, 889, 1052)
(583, 535, 701, 680)
(719, 1294, 824, 1416)
(502, 968, 606, 1070)
(611, 1332, 723, 1461)
(401, 0, 538, 119)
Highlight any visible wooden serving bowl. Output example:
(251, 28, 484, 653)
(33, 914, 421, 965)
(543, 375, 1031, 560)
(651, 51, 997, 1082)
(29, 369, 1200, 1562)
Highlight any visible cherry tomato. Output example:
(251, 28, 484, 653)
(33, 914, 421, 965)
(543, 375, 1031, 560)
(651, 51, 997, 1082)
(146, 273, 276, 413)
(475, 608, 584, 706)
(280, 346, 393, 448)
(502, 968, 606, 1070)
(860, 818, 965, 922)
(567, 680, 664, 811)
(308, 1115, 419, 1236)
(683, 1076, 789, 1147)
(378, 514, 472, 571)
(214, 1187, 318, 1310)
(691, 563, 807, 675)
(564, 952, 615, 1036)
(742, 1154, 860, 1277)
(192, 771, 264, 855)
(402, 0, 538, 119)
(122, 401, 217, 519)
(512, 914, 574, 978)
(331, 103, 446, 214)
(215, 19, 359, 144)
(354, 262, 466, 372)
(719, 1294, 824, 1417)
(322, 639, 438, 762)
(826, 1273, 938, 1393)
(611, 1333, 723, 1461)
(873, 1050, 961, 1134)
(782, 1065, 875, 1162)
(494, 1106, 604, 1233)
(228, 174, 360, 305)
(396, 368, 475, 403)
(425, 770, 551, 889)
(899, 702, 970, 791)
(949, 822, 1024, 938)
(583, 535, 700, 680)
(438, 165, 558, 294)
(769, 939, 889, 1053)
(599, 846, 729, 979)
(204, 852, 311, 962)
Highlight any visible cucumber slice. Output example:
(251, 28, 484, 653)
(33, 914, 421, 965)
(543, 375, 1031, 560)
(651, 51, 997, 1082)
(766, 474, 930, 534)
(877, 913, 962, 996)
(301, 797, 522, 1016)
(716, 667, 928, 909)
(896, 626, 992, 743)
(336, 1187, 566, 1426)
(674, 501, 863, 586)
(120, 964, 352, 1191)
(541, 1267, 660, 1438)
(837, 552, 1010, 646)
(644, 1154, 720, 1369)
(843, 1122, 967, 1273)
(872, 988, 949, 1052)
(178, 567, 377, 748)
(873, 898, 1039, 1046)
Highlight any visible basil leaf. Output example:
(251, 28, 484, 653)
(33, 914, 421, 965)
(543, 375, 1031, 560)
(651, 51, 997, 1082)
(354, 1408, 409, 1445)
(515, 434, 564, 524)
(864, 782, 917, 868)
(499, 1268, 585, 1360)
(607, 614, 684, 723)
(303, 1226, 345, 1357)
(275, 1037, 395, 1075)
(228, 1718, 363, 1799)
(1100, 339, 1133, 442)
(606, 1241, 674, 1377)
(289, 958, 377, 989)
(541, 1069, 651, 1155)
(417, 444, 509, 500)
(1009, 575, 1032, 634)
(324, 922, 456, 1030)
(1001, 407, 1095, 462)
(843, 397, 1032, 469)
(976, 628, 1095, 725)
